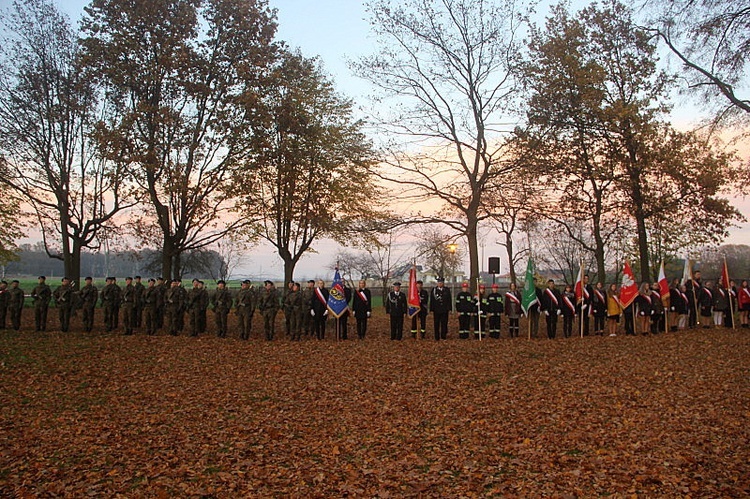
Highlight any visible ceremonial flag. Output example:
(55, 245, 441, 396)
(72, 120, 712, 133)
(521, 258, 538, 315)
(681, 257, 692, 286)
(574, 264, 584, 303)
(407, 266, 420, 318)
(658, 261, 669, 297)
(720, 258, 730, 290)
(326, 268, 349, 318)
(619, 261, 638, 309)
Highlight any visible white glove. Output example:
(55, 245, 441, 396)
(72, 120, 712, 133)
(367, 311, 371, 318)
(311, 310, 315, 317)
(352, 311, 356, 317)
(557, 309, 561, 315)
(544, 310, 549, 316)
(323, 310, 328, 316)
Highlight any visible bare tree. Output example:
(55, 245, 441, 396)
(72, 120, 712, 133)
(354, 0, 528, 293)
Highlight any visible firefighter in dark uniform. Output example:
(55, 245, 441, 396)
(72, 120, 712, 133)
(541, 279, 562, 339)
(212, 280, 232, 338)
(79, 277, 98, 333)
(410, 280, 429, 339)
(486, 283, 504, 338)
(352, 280, 372, 339)
(31, 275, 52, 332)
(455, 282, 473, 339)
(429, 277, 452, 340)
(53, 277, 75, 332)
(473, 284, 491, 339)
(385, 282, 407, 340)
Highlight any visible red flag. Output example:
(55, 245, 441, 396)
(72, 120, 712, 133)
(574, 265, 583, 302)
(619, 261, 638, 308)
(720, 259, 731, 290)
(407, 266, 420, 318)
(658, 261, 669, 297)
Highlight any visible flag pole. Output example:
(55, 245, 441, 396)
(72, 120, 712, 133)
(579, 258, 584, 339)
(726, 256, 735, 330)
(477, 277, 482, 341)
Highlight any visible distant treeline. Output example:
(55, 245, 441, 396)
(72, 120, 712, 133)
(3, 245, 226, 280)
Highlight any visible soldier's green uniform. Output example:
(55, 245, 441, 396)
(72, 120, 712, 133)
(155, 278, 167, 330)
(0, 281, 8, 330)
(285, 284, 303, 340)
(134, 276, 145, 328)
(300, 280, 315, 336)
(53, 278, 75, 332)
(212, 281, 232, 338)
(100, 278, 122, 332)
(187, 280, 204, 337)
(121, 278, 137, 335)
(142, 279, 160, 335)
(197, 282, 209, 334)
(8, 281, 25, 331)
(31, 276, 52, 332)
(164, 280, 186, 336)
(258, 281, 280, 340)
(79, 278, 98, 332)
(235, 281, 256, 340)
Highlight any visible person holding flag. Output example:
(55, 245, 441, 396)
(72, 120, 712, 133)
(540, 279, 562, 339)
(619, 261, 639, 336)
(311, 280, 329, 340)
(592, 282, 607, 335)
(352, 280, 372, 340)
(327, 268, 350, 341)
(561, 284, 577, 338)
(409, 277, 429, 339)
(606, 283, 622, 336)
(455, 282, 474, 339)
(473, 284, 489, 340)
(719, 258, 734, 329)
(698, 280, 714, 328)
(574, 270, 592, 336)
(650, 282, 665, 334)
(713, 281, 729, 327)
(385, 281, 407, 340)
(521, 258, 539, 339)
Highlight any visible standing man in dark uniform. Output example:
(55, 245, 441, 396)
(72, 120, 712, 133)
(385, 282, 407, 340)
(197, 281, 209, 334)
(187, 279, 203, 337)
(486, 283, 504, 338)
(142, 278, 159, 335)
(592, 282, 607, 335)
(121, 277, 137, 335)
(506, 283, 523, 338)
(577, 274, 593, 336)
(284, 281, 295, 338)
(212, 280, 232, 338)
(311, 279, 329, 340)
(429, 277, 452, 340)
(79, 277, 98, 333)
(164, 279, 186, 336)
(335, 284, 352, 340)
(235, 280, 256, 340)
(155, 277, 167, 331)
(53, 277, 75, 332)
(0, 280, 9, 330)
(352, 279, 372, 339)
(301, 280, 315, 337)
(286, 282, 303, 341)
(473, 284, 489, 339)
(258, 280, 280, 340)
(541, 279, 562, 339)
(410, 280, 429, 339)
(455, 282, 473, 339)
(8, 280, 24, 331)
(31, 276, 52, 332)
(685, 270, 702, 328)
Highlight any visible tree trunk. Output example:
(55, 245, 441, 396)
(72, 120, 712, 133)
(467, 218, 479, 294)
(65, 241, 82, 290)
(162, 237, 175, 281)
(635, 214, 650, 283)
(504, 232, 517, 284)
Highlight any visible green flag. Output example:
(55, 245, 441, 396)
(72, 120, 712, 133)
(521, 258, 538, 316)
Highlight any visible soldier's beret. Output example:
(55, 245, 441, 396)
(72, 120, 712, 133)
(12, 280, 19, 284)
(135, 276, 141, 279)
(308, 279, 315, 284)
(148, 278, 155, 283)
(126, 276, 133, 280)
(217, 280, 225, 285)
(85, 276, 93, 281)
(242, 279, 251, 284)
(264, 280, 273, 285)
(38, 276, 46, 280)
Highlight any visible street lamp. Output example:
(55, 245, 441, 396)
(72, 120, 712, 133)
(447, 243, 458, 298)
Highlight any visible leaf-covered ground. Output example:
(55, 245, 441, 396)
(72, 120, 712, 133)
(1, 313, 749, 497)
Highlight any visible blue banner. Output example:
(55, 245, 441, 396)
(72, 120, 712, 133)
(327, 268, 349, 318)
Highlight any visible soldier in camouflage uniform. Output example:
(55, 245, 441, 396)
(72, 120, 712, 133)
(31, 275, 52, 332)
(164, 279, 186, 336)
(187, 279, 204, 337)
(235, 280, 256, 340)
(197, 281, 209, 334)
(121, 277, 138, 335)
(79, 277, 98, 333)
(141, 278, 160, 335)
(155, 277, 167, 330)
(300, 280, 315, 337)
(0, 280, 8, 330)
(53, 277, 75, 332)
(212, 280, 232, 338)
(134, 276, 145, 328)
(285, 282, 303, 341)
(258, 280, 280, 340)
(8, 280, 25, 331)
(100, 277, 122, 332)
